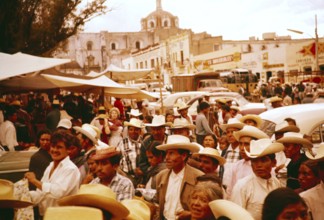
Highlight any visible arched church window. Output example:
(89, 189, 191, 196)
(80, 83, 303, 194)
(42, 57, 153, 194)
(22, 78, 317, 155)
(87, 55, 94, 66)
(163, 20, 168, 27)
(150, 21, 155, 28)
(87, 41, 93, 50)
(111, 43, 116, 50)
(135, 41, 141, 49)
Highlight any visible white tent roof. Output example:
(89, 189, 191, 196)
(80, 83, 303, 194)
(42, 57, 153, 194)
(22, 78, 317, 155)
(103, 64, 153, 81)
(0, 52, 71, 81)
(105, 89, 157, 100)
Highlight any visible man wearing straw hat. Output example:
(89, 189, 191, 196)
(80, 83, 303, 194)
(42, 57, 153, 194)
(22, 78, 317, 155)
(155, 135, 203, 220)
(73, 123, 99, 155)
(231, 138, 284, 220)
(193, 147, 226, 175)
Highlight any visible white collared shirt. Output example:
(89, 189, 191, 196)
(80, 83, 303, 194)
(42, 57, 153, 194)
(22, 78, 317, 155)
(163, 168, 185, 220)
(29, 156, 81, 216)
(300, 181, 324, 220)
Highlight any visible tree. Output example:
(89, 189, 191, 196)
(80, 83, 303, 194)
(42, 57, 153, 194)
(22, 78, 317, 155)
(0, 0, 107, 56)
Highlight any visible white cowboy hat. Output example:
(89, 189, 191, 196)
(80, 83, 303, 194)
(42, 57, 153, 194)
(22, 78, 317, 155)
(57, 118, 72, 129)
(0, 179, 33, 208)
(239, 114, 263, 128)
(121, 199, 151, 220)
(92, 147, 121, 161)
(176, 102, 190, 111)
(193, 147, 226, 165)
(127, 109, 142, 117)
(274, 121, 300, 133)
(305, 143, 324, 160)
(169, 118, 196, 130)
(215, 98, 227, 104)
(276, 132, 313, 149)
(230, 105, 240, 112)
(269, 96, 283, 103)
(233, 125, 269, 141)
(73, 124, 98, 145)
(209, 200, 254, 220)
(124, 118, 145, 129)
(97, 114, 108, 119)
(219, 118, 244, 131)
(58, 184, 129, 220)
(95, 140, 110, 150)
(44, 206, 103, 220)
(245, 138, 284, 158)
(156, 135, 200, 153)
(145, 115, 166, 127)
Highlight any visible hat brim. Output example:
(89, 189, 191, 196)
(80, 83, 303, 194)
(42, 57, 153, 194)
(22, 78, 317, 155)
(233, 129, 268, 141)
(73, 126, 98, 145)
(275, 125, 300, 133)
(144, 123, 167, 127)
(169, 124, 196, 130)
(177, 106, 190, 111)
(0, 200, 33, 208)
(219, 123, 244, 132)
(58, 194, 129, 219)
(239, 115, 262, 128)
(193, 152, 226, 165)
(124, 122, 145, 129)
(156, 143, 200, 153)
(245, 143, 284, 158)
(276, 137, 313, 149)
(209, 200, 254, 220)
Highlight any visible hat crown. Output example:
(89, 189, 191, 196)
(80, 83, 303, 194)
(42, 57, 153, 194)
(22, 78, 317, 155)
(126, 118, 144, 128)
(147, 115, 166, 126)
(176, 101, 190, 110)
(227, 118, 241, 125)
(172, 118, 191, 128)
(121, 199, 150, 220)
(0, 180, 14, 200)
(199, 147, 221, 157)
(57, 119, 72, 129)
(233, 125, 268, 140)
(82, 124, 97, 138)
(275, 121, 289, 132)
(77, 184, 116, 200)
(166, 135, 190, 145)
(282, 132, 303, 139)
(249, 139, 272, 156)
(129, 109, 141, 116)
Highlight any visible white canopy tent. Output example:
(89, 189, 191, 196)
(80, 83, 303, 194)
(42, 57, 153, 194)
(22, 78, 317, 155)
(103, 64, 153, 82)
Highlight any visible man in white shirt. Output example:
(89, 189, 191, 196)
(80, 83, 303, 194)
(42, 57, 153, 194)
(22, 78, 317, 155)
(230, 138, 284, 220)
(155, 135, 203, 220)
(25, 130, 81, 217)
(0, 106, 18, 151)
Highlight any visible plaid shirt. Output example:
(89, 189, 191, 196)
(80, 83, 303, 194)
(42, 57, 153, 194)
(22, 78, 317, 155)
(91, 173, 135, 201)
(118, 137, 142, 175)
(219, 144, 241, 186)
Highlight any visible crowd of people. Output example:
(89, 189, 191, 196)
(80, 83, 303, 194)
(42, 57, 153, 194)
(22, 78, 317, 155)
(0, 89, 323, 220)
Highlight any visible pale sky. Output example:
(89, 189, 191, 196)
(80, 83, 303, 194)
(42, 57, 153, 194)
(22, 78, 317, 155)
(84, 0, 324, 40)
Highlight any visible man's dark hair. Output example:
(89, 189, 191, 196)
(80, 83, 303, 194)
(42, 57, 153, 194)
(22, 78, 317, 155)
(51, 130, 74, 149)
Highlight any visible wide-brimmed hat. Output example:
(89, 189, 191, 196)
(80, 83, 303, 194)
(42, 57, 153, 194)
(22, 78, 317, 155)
(57, 118, 72, 129)
(156, 135, 200, 153)
(44, 206, 103, 220)
(233, 125, 269, 141)
(52, 99, 60, 105)
(73, 124, 98, 145)
(305, 143, 324, 160)
(245, 138, 284, 158)
(145, 115, 166, 127)
(274, 121, 300, 133)
(128, 109, 142, 117)
(176, 102, 190, 111)
(92, 146, 121, 161)
(98, 106, 106, 111)
(219, 118, 244, 131)
(58, 184, 129, 220)
(10, 100, 22, 106)
(230, 105, 240, 112)
(169, 118, 195, 130)
(97, 114, 108, 119)
(276, 132, 313, 149)
(0, 179, 33, 208)
(121, 199, 151, 220)
(193, 147, 226, 165)
(239, 114, 263, 128)
(209, 200, 254, 220)
(269, 96, 283, 103)
(124, 118, 145, 129)
(215, 98, 227, 104)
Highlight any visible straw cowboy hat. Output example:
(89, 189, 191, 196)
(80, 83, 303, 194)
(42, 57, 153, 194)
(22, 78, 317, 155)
(239, 114, 263, 128)
(97, 114, 108, 119)
(58, 184, 129, 220)
(169, 118, 196, 130)
(44, 206, 104, 220)
(98, 106, 106, 111)
(277, 132, 313, 149)
(230, 105, 240, 112)
(10, 100, 22, 106)
(156, 135, 200, 153)
(274, 121, 300, 133)
(209, 200, 254, 220)
(127, 109, 142, 117)
(92, 146, 121, 161)
(95, 140, 109, 150)
(124, 118, 145, 129)
(145, 115, 167, 127)
(245, 138, 284, 158)
(121, 199, 151, 220)
(269, 96, 283, 103)
(215, 98, 227, 104)
(233, 125, 269, 141)
(219, 118, 244, 131)
(57, 118, 72, 130)
(0, 179, 33, 208)
(52, 99, 60, 105)
(73, 124, 98, 145)
(305, 143, 324, 160)
(193, 147, 226, 165)
(176, 102, 190, 111)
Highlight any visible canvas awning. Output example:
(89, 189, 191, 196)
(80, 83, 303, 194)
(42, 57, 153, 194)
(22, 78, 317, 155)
(103, 64, 153, 82)
(105, 89, 158, 100)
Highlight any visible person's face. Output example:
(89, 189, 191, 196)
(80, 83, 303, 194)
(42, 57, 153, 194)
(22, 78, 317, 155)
(128, 126, 141, 140)
(99, 118, 105, 125)
(172, 128, 190, 137)
(165, 149, 186, 172)
(298, 164, 319, 190)
(146, 151, 162, 167)
(110, 110, 118, 119)
(244, 119, 257, 127)
(229, 109, 237, 117)
(226, 127, 239, 144)
(96, 159, 117, 181)
(190, 191, 214, 220)
(203, 136, 216, 148)
(179, 109, 188, 117)
(68, 145, 80, 159)
(166, 114, 174, 123)
(151, 126, 165, 141)
(199, 155, 219, 173)
(39, 133, 51, 151)
(276, 202, 310, 220)
(219, 139, 228, 151)
(251, 156, 276, 179)
(283, 143, 301, 159)
(87, 157, 97, 174)
(77, 133, 88, 150)
(238, 136, 252, 160)
(9, 113, 17, 123)
(50, 141, 69, 163)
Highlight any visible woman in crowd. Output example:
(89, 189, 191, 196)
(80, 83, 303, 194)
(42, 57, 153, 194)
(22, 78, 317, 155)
(217, 135, 229, 155)
(108, 107, 123, 147)
(202, 134, 218, 149)
(296, 159, 320, 193)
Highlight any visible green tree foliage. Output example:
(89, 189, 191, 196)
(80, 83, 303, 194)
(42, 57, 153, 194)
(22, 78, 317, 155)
(0, 0, 107, 55)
